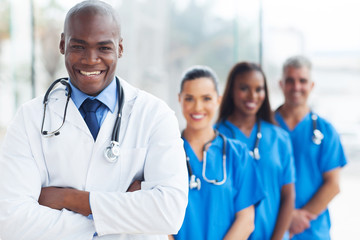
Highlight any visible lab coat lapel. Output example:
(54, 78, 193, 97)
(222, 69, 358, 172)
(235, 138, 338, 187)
(48, 87, 91, 137)
(94, 78, 137, 148)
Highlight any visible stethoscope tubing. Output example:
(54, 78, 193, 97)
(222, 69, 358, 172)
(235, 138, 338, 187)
(215, 120, 262, 160)
(41, 78, 71, 137)
(183, 130, 227, 190)
(41, 77, 124, 162)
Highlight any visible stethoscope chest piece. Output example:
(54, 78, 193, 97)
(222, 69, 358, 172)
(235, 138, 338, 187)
(312, 129, 324, 145)
(311, 113, 324, 145)
(249, 122, 262, 160)
(250, 148, 260, 161)
(189, 175, 201, 190)
(104, 141, 121, 163)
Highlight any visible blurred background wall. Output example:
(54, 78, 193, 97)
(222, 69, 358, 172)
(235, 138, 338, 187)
(0, 0, 359, 238)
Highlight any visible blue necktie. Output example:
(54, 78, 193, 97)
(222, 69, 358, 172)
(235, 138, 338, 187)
(81, 98, 102, 140)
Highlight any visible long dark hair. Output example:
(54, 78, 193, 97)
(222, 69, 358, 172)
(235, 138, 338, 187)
(217, 62, 273, 124)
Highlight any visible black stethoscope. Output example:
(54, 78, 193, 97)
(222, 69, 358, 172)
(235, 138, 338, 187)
(41, 77, 125, 163)
(183, 130, 227, 190)
(215, 120, 262, 160)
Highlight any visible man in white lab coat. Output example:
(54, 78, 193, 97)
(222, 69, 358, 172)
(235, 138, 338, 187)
(0, 1, 188, 239)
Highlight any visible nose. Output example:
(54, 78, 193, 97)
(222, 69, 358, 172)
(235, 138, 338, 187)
(81, 49, 101, 65)
(248, 90, 256, 100)
(194, 100, 203, 111)
(293, 80, 302, 91)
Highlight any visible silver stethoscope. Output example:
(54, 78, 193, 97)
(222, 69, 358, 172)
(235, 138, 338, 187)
(311, 112, 324, 145)
(41, 77, 125, 163)
(183, 130, 227, 190)
(216, 120, 262, 160)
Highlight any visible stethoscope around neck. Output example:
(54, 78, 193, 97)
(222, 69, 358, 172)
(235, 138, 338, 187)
(275, 108, 324, 145)
(216, 120, 262, 161)
(40, 77, 125, 163)
(183, 130, 227, 191)
(311, 112, 324, 145)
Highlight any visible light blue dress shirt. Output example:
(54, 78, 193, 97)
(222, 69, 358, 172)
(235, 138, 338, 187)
(68, 77, 118, 238)
(68, 77, 118, 127)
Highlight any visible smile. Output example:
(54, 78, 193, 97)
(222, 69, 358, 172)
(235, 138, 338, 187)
(79, 70, 102, 76)
(245, 102, 257, 108)
(191, 114, 205, 120)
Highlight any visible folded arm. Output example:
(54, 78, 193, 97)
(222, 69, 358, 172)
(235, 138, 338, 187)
(0, 108, 95, 240)
(38, 180, 143, 215)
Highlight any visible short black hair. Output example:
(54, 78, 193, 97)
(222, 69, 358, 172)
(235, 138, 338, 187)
(64, 0, 121, 37)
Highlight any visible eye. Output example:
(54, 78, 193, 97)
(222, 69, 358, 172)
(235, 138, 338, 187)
(285, 77, 294, 84)
(99, 46, 112, 51)
(184, 96, 193, 102)
(204, 96, 212, 101)
(256, 86, 264, 93)
(239, 86, 248, 91)
(299, 78, 308, 84)
(71, 45, 84, 50)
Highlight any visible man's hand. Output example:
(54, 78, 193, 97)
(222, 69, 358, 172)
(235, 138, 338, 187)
(39, 187, 67, 210)
(127, 180, 142, 192)
(38, 180, 142, 216)
(289, 209, 316, 237)
(39, 187, 91, 216)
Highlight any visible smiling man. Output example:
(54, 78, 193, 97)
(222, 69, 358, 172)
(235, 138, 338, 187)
(275, 56, 347, 240)
(0, 1, 188, 239)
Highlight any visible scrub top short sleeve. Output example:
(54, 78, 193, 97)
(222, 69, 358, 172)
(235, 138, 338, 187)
(175, 135, 264, 240)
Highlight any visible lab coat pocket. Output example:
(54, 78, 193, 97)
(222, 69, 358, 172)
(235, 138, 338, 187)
(86, 147, 146, 192)
(119, 147, 147, 190)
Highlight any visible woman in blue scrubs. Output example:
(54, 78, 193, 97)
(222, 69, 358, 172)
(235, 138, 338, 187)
(215, 62, 295, 240)
(173, 66, 264, 240)
(276, 56, 347, 239)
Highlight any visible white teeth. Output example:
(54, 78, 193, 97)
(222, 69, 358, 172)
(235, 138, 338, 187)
(191, 114, 204, 120)
(245, 102, 256, 108)
(80, 71, 101, 76)
(291, 92, 301, 98)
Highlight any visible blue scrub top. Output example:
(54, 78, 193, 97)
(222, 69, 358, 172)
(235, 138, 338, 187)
(216, 120, 295, 240)
(174, 134, 264, 240)
(275, 112, 347, 240)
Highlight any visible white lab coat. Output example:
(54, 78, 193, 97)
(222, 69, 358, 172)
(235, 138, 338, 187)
(0, 78, 188, 240)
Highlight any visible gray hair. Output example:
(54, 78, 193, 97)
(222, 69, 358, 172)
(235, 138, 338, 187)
(282, 55, 312, 74)
(64, 0, 121, 37)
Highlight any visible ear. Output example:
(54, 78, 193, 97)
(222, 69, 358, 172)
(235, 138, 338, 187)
(217, 95, 222, 105)
(59, 33, 65, 55)
(118, 38, 124, 58)
(178, 93, 181, 103)
(310, 80, 315, 90)
(279, 79, 284, 90)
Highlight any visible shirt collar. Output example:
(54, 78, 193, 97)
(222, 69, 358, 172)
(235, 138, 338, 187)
(68, 77, 117, 113)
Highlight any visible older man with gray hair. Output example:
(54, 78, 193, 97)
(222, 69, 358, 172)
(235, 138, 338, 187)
(275, 55, 347, 239)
